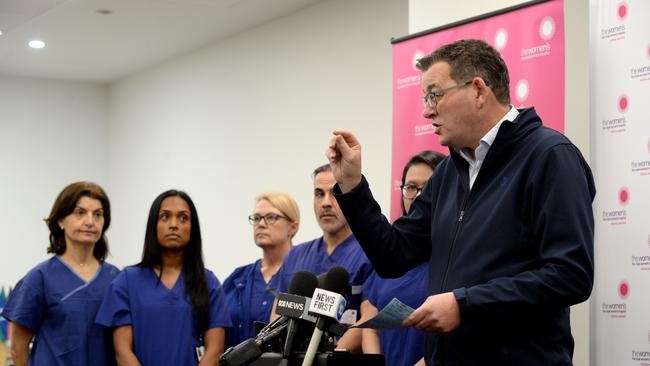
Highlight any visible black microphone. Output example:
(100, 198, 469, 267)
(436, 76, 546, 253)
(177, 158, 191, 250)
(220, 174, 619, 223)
(219, 317, 289, 366)
(219, 271, 318, 366)
(317, 270, 351, 303)
(278, 271, 319, 364)
(301, 266, 350, 366)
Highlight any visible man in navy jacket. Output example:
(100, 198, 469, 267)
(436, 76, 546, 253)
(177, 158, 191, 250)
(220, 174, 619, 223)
(327, 39, 595, 365)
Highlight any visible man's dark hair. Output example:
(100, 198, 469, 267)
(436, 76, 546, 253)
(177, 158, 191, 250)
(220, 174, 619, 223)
(416, 39, 510, 105)
(312, 163, 332, 179)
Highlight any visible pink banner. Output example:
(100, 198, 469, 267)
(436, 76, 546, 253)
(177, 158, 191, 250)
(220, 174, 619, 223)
(390, 0, 565, 220)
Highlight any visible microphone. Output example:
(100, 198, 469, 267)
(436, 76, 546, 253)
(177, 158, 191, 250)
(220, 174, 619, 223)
(219, 317, 289, 366)
(219, 271, 318, 366)
(277, 271, 319, 365)
(301, 266, 349, 366)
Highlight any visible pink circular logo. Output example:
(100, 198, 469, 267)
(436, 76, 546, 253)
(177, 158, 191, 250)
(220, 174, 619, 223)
(618, 95, 629, 113)
(539, 16, 556, 41)
(515, 79, 529, 103)
(619, 280, 629, 299)
(617, 2, 627, 21)
(494, 28, 508, 51)
(412, 50, 424, 72)
(619, 187, 629, 205)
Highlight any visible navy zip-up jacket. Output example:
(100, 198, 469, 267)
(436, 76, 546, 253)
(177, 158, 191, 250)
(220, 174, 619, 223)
(334, 108, 595, 366)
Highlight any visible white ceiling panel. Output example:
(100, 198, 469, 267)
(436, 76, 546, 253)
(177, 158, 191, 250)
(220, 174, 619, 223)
(0, 0, 324, 82)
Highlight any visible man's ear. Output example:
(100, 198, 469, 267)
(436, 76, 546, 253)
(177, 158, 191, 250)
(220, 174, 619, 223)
(472, 77, 490, 108)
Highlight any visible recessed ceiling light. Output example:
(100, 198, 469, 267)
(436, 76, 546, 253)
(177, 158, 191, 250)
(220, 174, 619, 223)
(96, 9, 113, 15)
(28, 40, 46, 49)
(0, 30, 3, 36)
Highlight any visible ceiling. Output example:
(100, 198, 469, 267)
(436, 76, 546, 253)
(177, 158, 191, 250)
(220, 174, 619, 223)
(0, 0, 324, 83)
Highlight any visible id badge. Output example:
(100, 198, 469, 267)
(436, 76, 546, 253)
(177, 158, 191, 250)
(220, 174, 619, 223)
(195, 345, 205, 362)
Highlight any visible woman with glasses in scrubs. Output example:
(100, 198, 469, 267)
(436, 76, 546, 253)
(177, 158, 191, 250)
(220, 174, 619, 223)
(96, 189, 231, 365)
(361, 151, 445, 366)
(2, 181, 119, 366)
(223, 192, 299, 348)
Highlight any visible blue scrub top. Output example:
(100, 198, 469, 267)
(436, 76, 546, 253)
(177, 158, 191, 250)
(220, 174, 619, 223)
(1, 256, 119, 366)
(364, 262, 429, 366)
(222, 259, 279, 348)
(275, 235, 374, 316)
(95, 266, 232, 366)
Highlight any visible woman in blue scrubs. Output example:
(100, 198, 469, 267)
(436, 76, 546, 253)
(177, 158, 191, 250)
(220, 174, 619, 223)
(1, 181, 119, 366)
(223, 192, 299, 348)
(96, 189, 231, 365)
(361, 151, 445, 366)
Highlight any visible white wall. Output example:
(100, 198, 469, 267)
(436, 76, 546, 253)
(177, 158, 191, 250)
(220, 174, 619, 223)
(0, 0, 405, 296)
(408, 1, 591, 366)
(106, 0, 407, 280)
(409, 0, 525, 34)
(0, 75, 108, 286)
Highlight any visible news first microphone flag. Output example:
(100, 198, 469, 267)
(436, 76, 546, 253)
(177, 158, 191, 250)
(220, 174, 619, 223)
(301, 266, 350, 366)
(308, 289, 346, 321)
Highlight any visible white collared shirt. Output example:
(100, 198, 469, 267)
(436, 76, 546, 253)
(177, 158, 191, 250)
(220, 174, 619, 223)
(456, 106, 520, 190)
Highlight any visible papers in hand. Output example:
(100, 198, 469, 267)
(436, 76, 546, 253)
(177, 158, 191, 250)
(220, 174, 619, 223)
(351, 297, 414, 329)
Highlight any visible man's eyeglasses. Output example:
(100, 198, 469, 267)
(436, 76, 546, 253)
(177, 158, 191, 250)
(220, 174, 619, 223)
(248, 213, 289, 225)
(422, 80, 473, 109)
(400, 184, 424, 200)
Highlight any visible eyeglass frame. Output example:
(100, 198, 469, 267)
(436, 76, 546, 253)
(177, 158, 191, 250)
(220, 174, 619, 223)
(422, 80, 473, 109)
(248, 213, 290, 226)
(400, 183, 424, 200)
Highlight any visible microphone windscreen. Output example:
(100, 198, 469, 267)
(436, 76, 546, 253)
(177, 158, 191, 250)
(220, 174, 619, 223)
(323, 266, 349, 295)
(288, 270, 319, 297)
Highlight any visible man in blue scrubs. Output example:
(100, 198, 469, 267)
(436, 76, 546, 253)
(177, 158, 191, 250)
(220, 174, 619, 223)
(272, 164, 374, 351)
